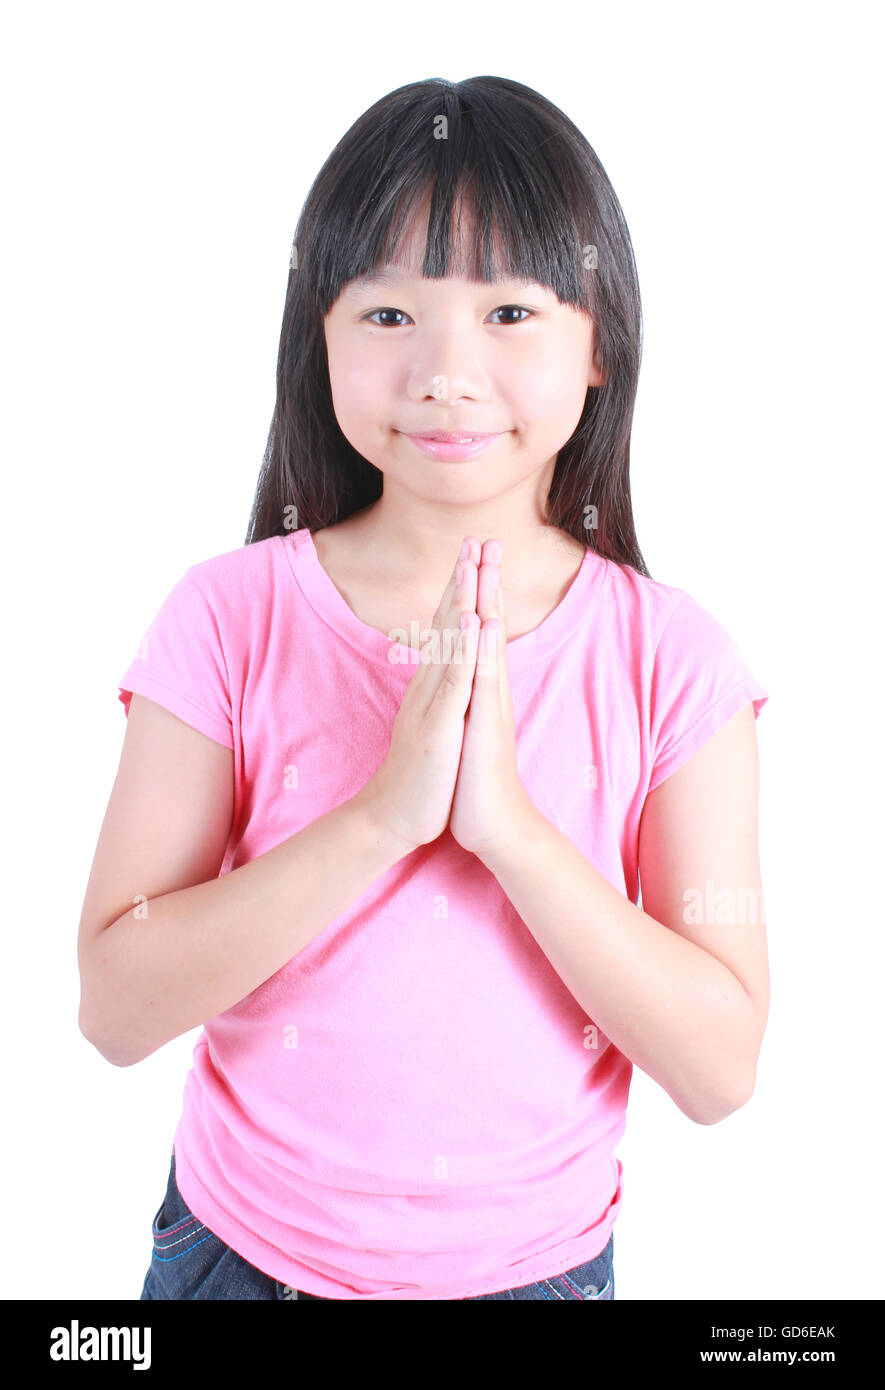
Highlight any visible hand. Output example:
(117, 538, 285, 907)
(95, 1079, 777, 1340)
(355, 538, 480, 854)
(448, 538, 535, 859)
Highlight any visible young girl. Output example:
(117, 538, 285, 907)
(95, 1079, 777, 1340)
(78, 75, 770, 1301)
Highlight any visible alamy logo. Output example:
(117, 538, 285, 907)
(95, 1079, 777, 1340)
(50, 1321, 151, 1370)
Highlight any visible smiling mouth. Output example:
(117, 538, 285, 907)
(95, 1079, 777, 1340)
(404, 431, 504, 444)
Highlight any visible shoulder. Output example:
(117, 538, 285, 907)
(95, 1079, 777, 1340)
(594, 556, 697, 646)
(597, 559, 757, 671)
(596, 557, 767, 731)
(183, 534, 289, 610)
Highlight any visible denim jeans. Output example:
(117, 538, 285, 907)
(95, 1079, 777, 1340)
(140, 1147, 614, 1301)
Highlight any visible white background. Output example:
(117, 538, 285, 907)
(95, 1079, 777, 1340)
(2, 0, 881, 1301)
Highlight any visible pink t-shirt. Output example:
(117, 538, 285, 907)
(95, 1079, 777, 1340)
(117, 527, 768, 1299)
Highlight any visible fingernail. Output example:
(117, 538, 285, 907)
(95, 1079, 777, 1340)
(459, 539, 470, 560)
(456, 561, 464, 585)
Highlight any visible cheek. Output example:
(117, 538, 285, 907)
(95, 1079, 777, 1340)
(328, 348, 388, 424)
(507, 354, 585, 428)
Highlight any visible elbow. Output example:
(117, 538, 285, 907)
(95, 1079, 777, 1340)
(690, 1084, 754, 1126)
(85, 1032, 144, 1069)
(100, 1043, 144, 1069)
(79, 1005, 142, 1069)
(686, 996, 765, 1125)
(686, 1068, 757, 1127)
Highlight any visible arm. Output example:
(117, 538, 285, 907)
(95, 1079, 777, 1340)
(476, 704, 770, 1125)
(78, 695, 410, 1068)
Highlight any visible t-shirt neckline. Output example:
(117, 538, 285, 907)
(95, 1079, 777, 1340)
(282, 527, 609, 672)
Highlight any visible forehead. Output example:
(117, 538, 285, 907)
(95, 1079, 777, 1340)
(345, 263, 546, 292)
(341, 189, 553, 295)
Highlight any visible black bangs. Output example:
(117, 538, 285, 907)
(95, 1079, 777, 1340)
(247, 75, 648, 576)
(304, 78, 602, 316)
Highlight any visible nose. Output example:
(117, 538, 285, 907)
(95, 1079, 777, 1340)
(404, 321, 490, 405)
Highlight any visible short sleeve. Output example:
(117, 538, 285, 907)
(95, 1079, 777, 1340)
(648, 592, 768, 792)
(117, 567, 234, 750)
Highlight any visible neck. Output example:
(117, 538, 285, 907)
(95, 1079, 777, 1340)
(342, 487, 578, 594)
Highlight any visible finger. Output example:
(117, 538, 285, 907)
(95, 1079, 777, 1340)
(478, 564, 505, 637)
(429, 542, 467, 633)
(428, 608, 479, 721)
(476, 539, 505, 631)
(484, 550, 509, 700)
(418, 538, 479, 704)
(435, 542, 478, 663)
(464, 617, 500, 727)
(472, 617, 500, 696)
(451, 537, 480, 636)
(416, 540, 468, 667)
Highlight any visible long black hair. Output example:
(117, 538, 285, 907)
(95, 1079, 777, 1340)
(245, 75, 649, 576)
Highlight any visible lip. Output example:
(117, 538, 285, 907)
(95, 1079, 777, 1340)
(401, 431, 506, 461)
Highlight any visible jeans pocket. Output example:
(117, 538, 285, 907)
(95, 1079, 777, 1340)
(532, 1238, 614, 1300)
(143, 1151, 228, 1298)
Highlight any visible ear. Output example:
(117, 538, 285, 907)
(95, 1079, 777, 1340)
(588, 322, 607, 388)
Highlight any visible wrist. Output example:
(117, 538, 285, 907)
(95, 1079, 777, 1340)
(476, 792, 543, 871)
(349, 786, 418, 864)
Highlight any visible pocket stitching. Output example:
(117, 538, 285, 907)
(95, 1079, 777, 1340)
(554, 1270, 613, 1299)
(152, 1213, 204, 1240)
(151, 1230, 220, 1263)
(560, 1270, 592, 1297)
(535, 1278, 578, 1300)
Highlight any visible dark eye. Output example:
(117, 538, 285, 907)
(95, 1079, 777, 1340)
(364, 308, 411, 327)
(363, 304, 535, 327)
(488, 305, 533, 325)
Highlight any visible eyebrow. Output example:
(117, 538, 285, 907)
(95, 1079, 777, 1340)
(349, 266, 406, 288)
(347, 264, 537, 291)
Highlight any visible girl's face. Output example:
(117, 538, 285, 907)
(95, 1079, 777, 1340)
(323, 207, 606, 505)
